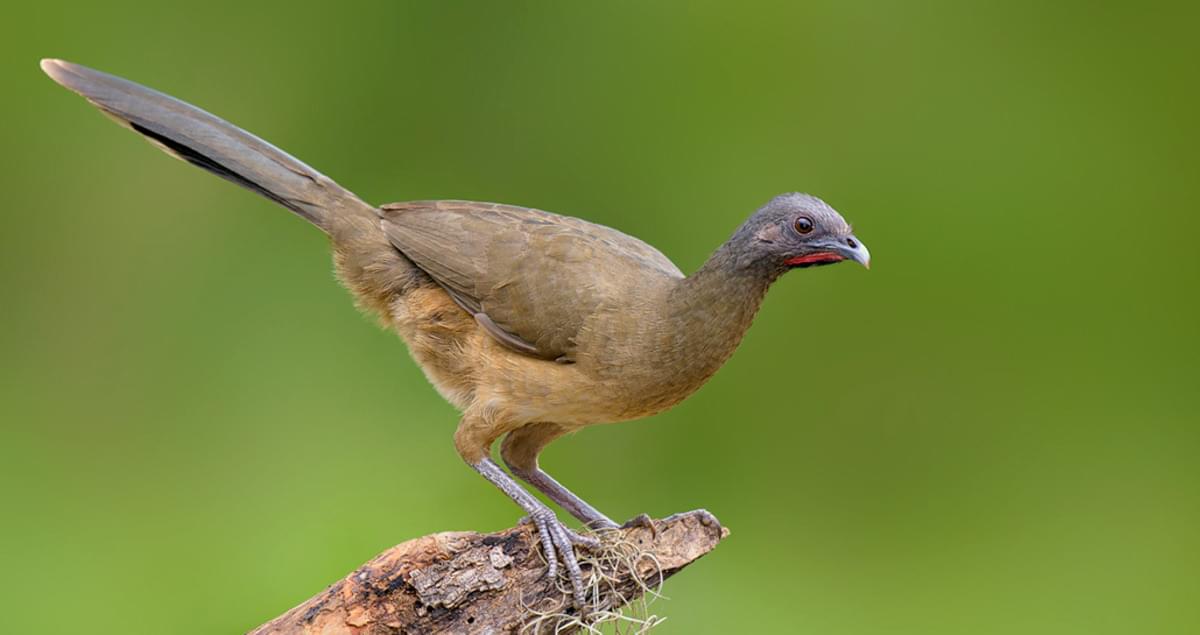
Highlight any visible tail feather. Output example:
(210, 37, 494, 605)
(40, 59, 368, 232)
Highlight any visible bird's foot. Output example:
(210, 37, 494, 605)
(528, 507, 602, 610)
(619, 513, 657, 539)
(583, 517, 620, 532)
(621, 513, 655, 530)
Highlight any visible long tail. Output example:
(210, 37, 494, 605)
(40, 59, 372, 233)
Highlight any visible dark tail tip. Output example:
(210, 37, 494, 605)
(39, 58, 375, 233)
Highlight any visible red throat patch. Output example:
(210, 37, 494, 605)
(784, 252, 846, 267)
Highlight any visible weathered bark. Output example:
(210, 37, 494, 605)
(250, 510, 727, 634)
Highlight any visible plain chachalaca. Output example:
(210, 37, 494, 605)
(41, 59, 870, 607)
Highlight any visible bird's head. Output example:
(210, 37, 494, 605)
(738, 193, 870, 274)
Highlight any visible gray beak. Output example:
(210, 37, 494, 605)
(845, 235, 870, 269)
(823, 235, 870, 269)
(787, 235, 872, 270)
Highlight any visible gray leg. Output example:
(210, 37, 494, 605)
(512, 465, 618, 530)
(470, 458, 600, 608)
(500, 423, 620, 530)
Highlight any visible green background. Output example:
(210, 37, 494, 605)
(2, 1, 1197, 633)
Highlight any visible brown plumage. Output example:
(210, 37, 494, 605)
(41, 59, 870, 608)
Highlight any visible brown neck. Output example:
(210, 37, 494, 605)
(658, 238, 776, 382)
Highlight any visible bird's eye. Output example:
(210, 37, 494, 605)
(793, 216, 814, 234)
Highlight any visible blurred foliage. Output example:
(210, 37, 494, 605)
(1, 1, 1197, 633)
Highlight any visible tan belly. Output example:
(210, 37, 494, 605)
(385, 286, 696, 428)
(468, 346, 695, 430)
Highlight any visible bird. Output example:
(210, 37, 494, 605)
(41, 59, 870, 608)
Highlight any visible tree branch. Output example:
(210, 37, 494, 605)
(250, 510, 728, 634)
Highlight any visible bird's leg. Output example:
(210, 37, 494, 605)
(456, 416, 597, 609)
(519, 468, 619, 530)
(469, 458, 599, 607)
(501, 423, 619, 530)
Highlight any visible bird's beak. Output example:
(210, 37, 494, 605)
(823, 235, 870, 269)
(844, 236, 870, 269)
(784, 236, 872, 269)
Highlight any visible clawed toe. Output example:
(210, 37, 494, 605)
(621, 513, 655, 530)
(529, 508, 600, 609)
(584, 517, 620, 532)
(568, 530, 603, 550)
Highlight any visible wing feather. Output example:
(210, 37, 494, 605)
(380, 200, 682, 360)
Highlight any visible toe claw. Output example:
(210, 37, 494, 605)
(585, 518, 620, 531)
(569, 531, 603, 550)
(622, 513, 657, 540)
(622, 513, 654, 529)
(527, 507, 592, 610)
(531, 511, 558, 579)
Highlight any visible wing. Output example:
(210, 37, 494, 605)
(380, 200, 683, 361)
